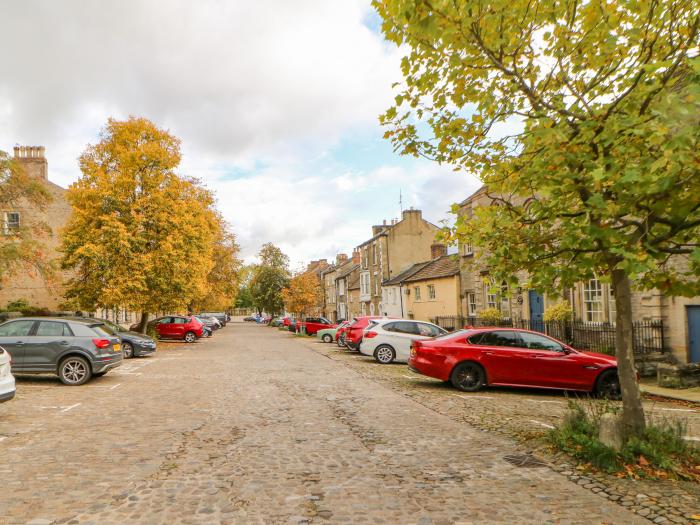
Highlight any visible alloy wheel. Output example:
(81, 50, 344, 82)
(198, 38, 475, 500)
(184, 332, 196, 343)
(597, 372, 621, 400)
(62, 359, 88, 384)
(122, 342, 133, 359)
(375, 346, 394, 364)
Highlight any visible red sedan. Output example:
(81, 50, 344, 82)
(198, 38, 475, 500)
(409, 328, 621, 397)
(344, 316, 386, 350)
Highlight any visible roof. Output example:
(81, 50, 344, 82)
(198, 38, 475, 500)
(382, 260, 432, 286)
(336, 262, 359, 280)
(347, 273, 361, 290)
(403, 255, 460, 283)
(458, 185, 487, 206)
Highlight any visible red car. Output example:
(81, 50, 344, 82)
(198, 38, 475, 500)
(297, 317, 336, 336)
(409, 328, 621, 397)
(344, 316, 385, 350)
(153, 315, 205, 343)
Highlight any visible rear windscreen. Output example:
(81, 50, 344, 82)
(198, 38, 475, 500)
(91, 324, 116, 338)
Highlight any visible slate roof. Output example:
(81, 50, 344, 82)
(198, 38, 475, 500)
(347, 273, 361, 290)
(336, 262, 359, 279)
(383, 255, 460, 286)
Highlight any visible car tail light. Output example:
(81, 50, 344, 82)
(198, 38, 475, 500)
(92, 338, 111, 349)
(365, 331, 378, 338)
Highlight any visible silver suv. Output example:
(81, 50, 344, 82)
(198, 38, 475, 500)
(0, 317, 123, 385)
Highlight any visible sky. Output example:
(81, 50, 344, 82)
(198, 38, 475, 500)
(0, 0, 481, 268)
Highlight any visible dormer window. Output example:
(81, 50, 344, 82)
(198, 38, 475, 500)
(4, 212, 20, 234)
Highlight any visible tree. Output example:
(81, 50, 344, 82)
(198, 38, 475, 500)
(282, 272, 322, 318)
(375, 0, 700, 439)
(234, 264, 256, 309)
(190, 218, 242, 312)
(250, 243, 289, 314)
(61, 117, 219, 331)
(0, 151, 53, 287)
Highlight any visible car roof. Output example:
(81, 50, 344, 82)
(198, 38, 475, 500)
(3, 316, 102, 325)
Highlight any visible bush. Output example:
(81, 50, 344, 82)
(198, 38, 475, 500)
(549, 398, 700, 479)
(5, 298, 30, 312)
(478, 307, 503, 324)
(543, 301, 574, 322)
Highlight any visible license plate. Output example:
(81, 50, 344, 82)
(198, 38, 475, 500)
(113, 344, 121, 352)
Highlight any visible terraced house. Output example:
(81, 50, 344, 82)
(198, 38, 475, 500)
(457, 186, 700, 365)
(355, 208, 439, 317)
(334, 251, 360, 322)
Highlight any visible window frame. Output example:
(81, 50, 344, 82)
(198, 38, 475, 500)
(427, 284, 436, 300)
(413, 286, 421, 301)
(4, 211, 20, 235)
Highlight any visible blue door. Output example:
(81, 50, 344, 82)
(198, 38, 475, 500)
(688, 306, 700, 363)
(528, 291, 545, 332)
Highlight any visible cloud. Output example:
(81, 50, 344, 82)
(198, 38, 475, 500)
(0, 1, 481, 267)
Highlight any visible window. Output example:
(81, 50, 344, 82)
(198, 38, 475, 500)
(35, 321, 72, 337)
(392, 288, 397, 305)
(360, 273, 370, 295)
(362, 248, 368, 269)
(485, 282, 498, 309)
(427, 285, 436, 300)
(374, 272, 379, 296)
(338, 279, 345, 295)
(467, 292, 477, 316)
(414, 286, 421, 301)
(385, 321, 418, 334)
(0, 320, 34, 337)
(372, 243, 377, 265)
(518, 332, 564, 352)
(369, 303, 375, 315)
(583, 278, 603, 322)
(469, 330, 520, 347)
(417, 323, 444, 337)
(461, 242, 473, 256)
(4, 212, 20, 234)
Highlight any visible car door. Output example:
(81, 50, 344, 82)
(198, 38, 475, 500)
(0, 320, 37, 369)
(171, 317, 188, 339)
(516, 332, 592, 389)
(469, 330, 526, 384)
(382, 321, 419, 360)
(26, 320, 73, 371)
(156, 317, 173, 338)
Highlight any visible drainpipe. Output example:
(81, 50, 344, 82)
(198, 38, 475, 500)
(399, 284, 404, 318)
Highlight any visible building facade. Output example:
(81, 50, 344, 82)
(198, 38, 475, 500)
(356, 208, 440, 317)
(457, 186, 700, 364)
(335, 251, 359, 322)
(0, 146, 72, 310)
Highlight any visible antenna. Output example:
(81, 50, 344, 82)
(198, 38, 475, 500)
(399, 189, 403, 214)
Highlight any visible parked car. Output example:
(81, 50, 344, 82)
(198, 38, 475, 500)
(360, 319, 446, 364)
(196, 315, 220, 333)
(199, 312, 227, 327)
(78, 318, 156, 359)
(317, 321, 350, 343)
(344, 316, 386, 350)
(298, 317, 336, 336)
(152, 316, 205, 342)
(408, 328, 621, 397)
(0, 346, 16, 402)
(0, 317, 123, 385)
(243, 315, 256, 322)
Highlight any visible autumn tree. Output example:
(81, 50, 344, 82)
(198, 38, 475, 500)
(190, 217, 241, 312)
(61, 117, 219, 331)
(375, 0, 700, 438)
(0, 151, 54, 288)
(250, 243, 289, 315)
(282, 271, 322, 319)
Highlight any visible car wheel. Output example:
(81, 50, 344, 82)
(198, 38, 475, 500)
(322, 334, 333, 343)
(58, 356, 92, 386)
(374, 345, 396, 364)
(595, 369, 621, 400)
(122, 342, 134, 359)
(184, 331, 197, 343)
(450, 362, 486, 392)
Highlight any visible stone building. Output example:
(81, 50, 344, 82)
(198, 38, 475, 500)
(334, 251, 359, 322)
(457, 186, 700, 364)
(0, 146, 71, 310)
(355, 208, 440, 317)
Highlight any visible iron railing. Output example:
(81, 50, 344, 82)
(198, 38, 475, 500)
(429, 316, 666, 356)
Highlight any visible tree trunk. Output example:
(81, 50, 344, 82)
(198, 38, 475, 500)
(611, 269, 646, 439)
(137, 311, 150, 334)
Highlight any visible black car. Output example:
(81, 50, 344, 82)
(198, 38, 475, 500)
(0, 317, 123, 385)
(81, 318, 157, 359)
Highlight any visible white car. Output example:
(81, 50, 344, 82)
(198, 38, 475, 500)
(359, 319, 447, 364)
(0, 346, 16, 403)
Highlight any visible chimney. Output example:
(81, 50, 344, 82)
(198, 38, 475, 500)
(431, 243, 447, 259)
(401, 208, 422, 222)
(14, 145, 48, 181)
(352, 249, 360, 264)
(336, 253, 348, 265)
(372, 225, 384, 236)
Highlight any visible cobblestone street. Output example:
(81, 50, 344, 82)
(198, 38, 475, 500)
(1, 321, 694, 524)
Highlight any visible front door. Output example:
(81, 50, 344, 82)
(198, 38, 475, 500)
(528, 291, 545, 332)
(688, 306, 700, 363)
(0, 319, 36, 369)
(26, 320, 72, 371)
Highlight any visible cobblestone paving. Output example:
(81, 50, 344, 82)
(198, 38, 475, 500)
(0, 322, 668, 524)
(296, 332, 700, 525)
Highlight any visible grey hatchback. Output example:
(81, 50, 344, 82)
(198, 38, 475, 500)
(0, 317, 123, 385)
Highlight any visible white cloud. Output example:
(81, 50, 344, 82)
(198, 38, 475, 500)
(0, 1, 481, 267)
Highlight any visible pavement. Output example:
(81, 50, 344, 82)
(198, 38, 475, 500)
(641, 382, 700, 404)
(0, 321, 691, 524)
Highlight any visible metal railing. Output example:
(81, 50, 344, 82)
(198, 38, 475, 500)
(429, 316, 666, 356)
